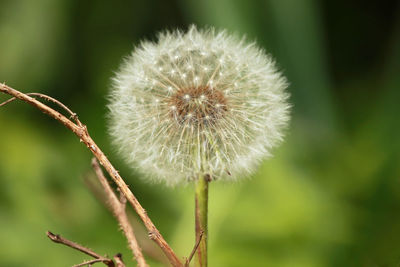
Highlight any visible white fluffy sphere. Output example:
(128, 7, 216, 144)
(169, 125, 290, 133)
(108, 26, 290, 185)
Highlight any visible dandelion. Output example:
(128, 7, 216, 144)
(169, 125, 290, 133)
(108, 25, 290, 267)
(108, 25, 290, 185)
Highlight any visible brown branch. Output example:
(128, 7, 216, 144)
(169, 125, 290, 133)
(0, 83, 182, 267)
(184, 231, 204, 267)
(72, 258, 104, 267)
(0, 92, 80, 124)
(46, 231, 115, 267)
(91, 158, 148, 267)
(85, 174, 170, 266)
(113, 254, 126, 267)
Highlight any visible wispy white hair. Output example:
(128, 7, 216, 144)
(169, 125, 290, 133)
(108, 25, 290, 185)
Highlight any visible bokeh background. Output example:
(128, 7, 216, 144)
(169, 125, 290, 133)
(1, 0, 399, 266)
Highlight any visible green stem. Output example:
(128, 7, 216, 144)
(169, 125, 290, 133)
(195, 174, 209, 267)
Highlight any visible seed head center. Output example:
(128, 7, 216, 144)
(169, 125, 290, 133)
(169, 86, 227, 125)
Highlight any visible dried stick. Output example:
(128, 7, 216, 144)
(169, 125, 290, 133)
(0, 83, 182, 267)
(85, 174, 170, 265)
(73, 259, 105, 267)
(185, 231, 204, 267)
(194, 175, 210, 267)
(46, 231, 116, 267)
(113, 254, 125, 267)
(0, 92, 79, 123)
(91, 158, 148, 267)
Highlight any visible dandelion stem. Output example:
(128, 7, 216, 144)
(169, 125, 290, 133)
(195, 174, 209, 267)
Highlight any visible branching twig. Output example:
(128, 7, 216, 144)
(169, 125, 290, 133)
(0, 92, 80, 123)
(113, 254, 125, 267)
(85, 174, 170, 265)
(185, 231, 204, 267)
(46, 231, 116, 267)
(194, 175, 209, 266)
(0, 83, 182, 267)
(91, 158, 148, 267)
(72, 258, 104, 267)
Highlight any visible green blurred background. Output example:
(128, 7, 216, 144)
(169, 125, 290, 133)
(1, 0, 399, 266)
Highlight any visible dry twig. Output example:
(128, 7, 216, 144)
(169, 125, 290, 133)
(0, 92, 79, 123)
(185, 231, 204, 267)
(85, 174, 170, 265)
(113, 254, 125, 267)
(0, 83, 182, 267)
(72, 259, 105, 267)
(91, 158, 148, 267)
(83, 174, 169, 266)
(46, 231, 118, 267)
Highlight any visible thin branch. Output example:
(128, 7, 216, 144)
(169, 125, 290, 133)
(0, 96, 18, 106)
(0, 92, 80, 124)
(0, 83, 182, 267)
(72, 258, 104, 267)
(85, 173, 170, 265)
(91, 158, 148, 267)
(113, 254, 126, 267)
(46, 231, 114, 267)
(185, 231, 204, 267)
(194, 175, 209, 266)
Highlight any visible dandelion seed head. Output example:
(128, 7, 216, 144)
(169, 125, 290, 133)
(108, 25, 290, 185)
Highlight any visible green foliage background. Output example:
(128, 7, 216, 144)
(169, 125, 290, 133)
(1, 0, 399, 266)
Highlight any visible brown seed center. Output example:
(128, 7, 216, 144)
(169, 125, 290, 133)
(168, 86, 227, 125)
